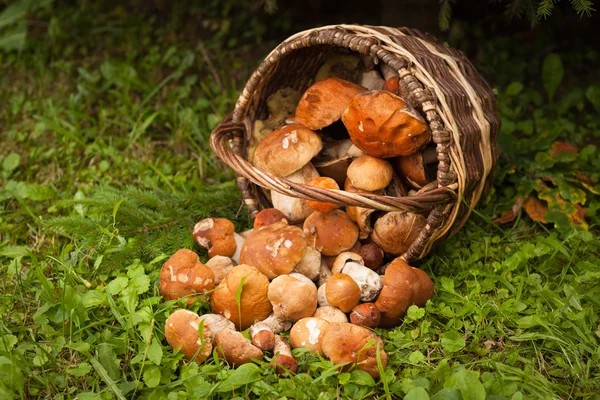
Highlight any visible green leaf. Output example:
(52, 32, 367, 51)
(0, 245, 29, 258)
(505, 82, 524, 96)
(0, 21, 27, 51)
(215, 363, 261, 392)
(586, 85, 600, 112)
(147, 338, 163, 366)
(68, 362, 92, 376)
(406, 305, 426, 322)
(349, 370, 376, 386)
(106, 277, 128, 295)
(542, 53, 563, 101)
(0, 0, 28, 29)
(454, 369, 486, 400)
(143, 365, 161, 388)
(2, 153, 20, 174)
(234, 274, 249, 328)
(405, 387, 430, 400)
(440, 331, 466, 353)
(408, 350, 426, 364)
(431, 388, 463, 400)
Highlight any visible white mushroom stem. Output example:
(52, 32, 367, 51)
(232, 233, 244, 264)
(198, 313, 235, 340)
(337, 262, 383, 302)
(271, 163, 319, 223)
(205, 256, 234, 284)
(360, 70, 385, 90)
(249, 313, 293, 351)
(273, 335, 293, 357)
(317, 284, 330, 307)
(292, 247, 321, 281)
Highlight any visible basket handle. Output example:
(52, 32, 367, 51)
(210, 115, 456, 218)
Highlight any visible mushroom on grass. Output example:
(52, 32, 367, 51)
(289, 317, 330, 355)
(164, 309, 212, 362)
(268, 273, 318, 321)
(159, 249, 215, 304)
(317, 273, 361, 313)
(214, 328, 264, 367)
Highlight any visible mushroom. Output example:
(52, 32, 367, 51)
(249, 312, 293, 351)
(379, 63, 398, 81)
(344, 178, 378, 240)
(313, 306, 348, 323)
(360, 70, 385, 91)
(214, 328, 264, 367)
(254, 208, 289, 229)
(313, 139, 364, 187)
(349, 303, 381, 328)
(317, 273, 361, 313)
(392, 146, 438, 189)
(210, 264, 272, 330)
(164, 309, 212, 362)
(292, 247, 322, 281)
(332, 252, 382, 302)
(342, 91, 431, 158)
(253, 124, 323, 178)
(271, 163, 320, 223)
(346, 155, 394, 192)
(271, 335, 298, 375)
(205, 255, 234, 285)
(318, 259, 333, 287)
(314, 55, 362, 83)
(306, 177, 340, 213)
(198, 313, 236, 339)
(303, 209, 359, 256)
(371, 212, 426, 256)
(159, 249, 215, 304)
(374, 258, 434, 327)
(295, 77, 367, 130)
(358, 243, 384, 270)
(382, 76, 400, 94)
(193, 218, 238, 258)
(321, 322, 388, 378)
(240, 220, 307, 279)
(268, 273, 318, 321)
(289, 317, 330, 355)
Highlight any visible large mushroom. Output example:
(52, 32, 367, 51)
(268, 273, 318, 321)
(164, 309, 213, 362)
(159, 249, 215, 304)
(289, 317, 330, 355)
(321, 322, 388, 378)
(210, 264, 272, 330)
(342, 90, 431, 158)
(317, 273, 361, 313)
(371, 211, 426, 256)
(239, 220, 307, 279)
(303, 209, 359, 256)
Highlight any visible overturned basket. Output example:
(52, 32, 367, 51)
(210, 25, 499, 264)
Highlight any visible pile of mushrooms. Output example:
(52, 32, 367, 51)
(161, 53, 438, 379)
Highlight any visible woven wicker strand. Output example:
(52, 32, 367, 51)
(210, 25, 499, 264)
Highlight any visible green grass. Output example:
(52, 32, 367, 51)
(1, 2, 599, 399)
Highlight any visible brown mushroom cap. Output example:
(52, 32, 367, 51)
(350, 303, 381, 328)
(372, 212, 427, 256)
(342, 90, 430, 158)
(295, 77, 367, 130)
(346, 156, 394, 191)
(304, 210, 359, 256)
(321, 322, 388, 378)
(268, 273, 318, 321)
(382, 76, 400, 94)
(322, 273, 361, 313)
(358, 243, 384, 270)
(411, 267, 435, 308)
(210, 264, 272, 330)
(391, 149, 436, 189)
(165, 309, 213, 362)
(313, 306, 348, 323)
(159, 249, 215, 304)
(306, 177, 340, 213)
(193, 218, 237, 258)
(253, 124, 323, 177)
(375, 258, 420, 327)
(240, 220, 307, 279)
(214, 328, 264, 367)
(254, 208, 288, 229)
(290, 317, 330, 355)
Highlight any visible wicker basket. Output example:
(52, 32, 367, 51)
(210, 25, 499, 264)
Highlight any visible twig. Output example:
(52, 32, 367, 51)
(197, 39, 224, 92)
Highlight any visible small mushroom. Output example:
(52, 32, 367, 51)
(392, 146, 437, 189)
(205, 255, 234, 285)
(164, 309, 212, 362)
(214, 328, 264, 367)
(198, 313, 236, 339)
(268, 273, 318, 321)
(304, 209, 359, 256)
(289, 317, 330, 355)
(159, 249, 215, 304)
(372, 212, 427, 256)
(271, 163, 320, 224)
(346, 155, 394, 192)
(210, 264, 272, 330)
(292, 246, 322, 281)
(295, 77, 367, 130)
(332, 252, 382, 302)
(350, 303, 381, 328)
(249, 313, 293, 351)
(321, 322, 388, 378)
(193, 218, 237, 258)
(342, 91, 431, 158)
(306, 177, 340, 213)
(254, 208, 289, 229)
(313, 306, 348, 323)
(382, 76, 400, 94)
(253, 124, 323, 178)
(317, 273, 361, 313)
(240, 220, 307, 279)
(271, 335, 298, 375)
(358, 243, 384, 270)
